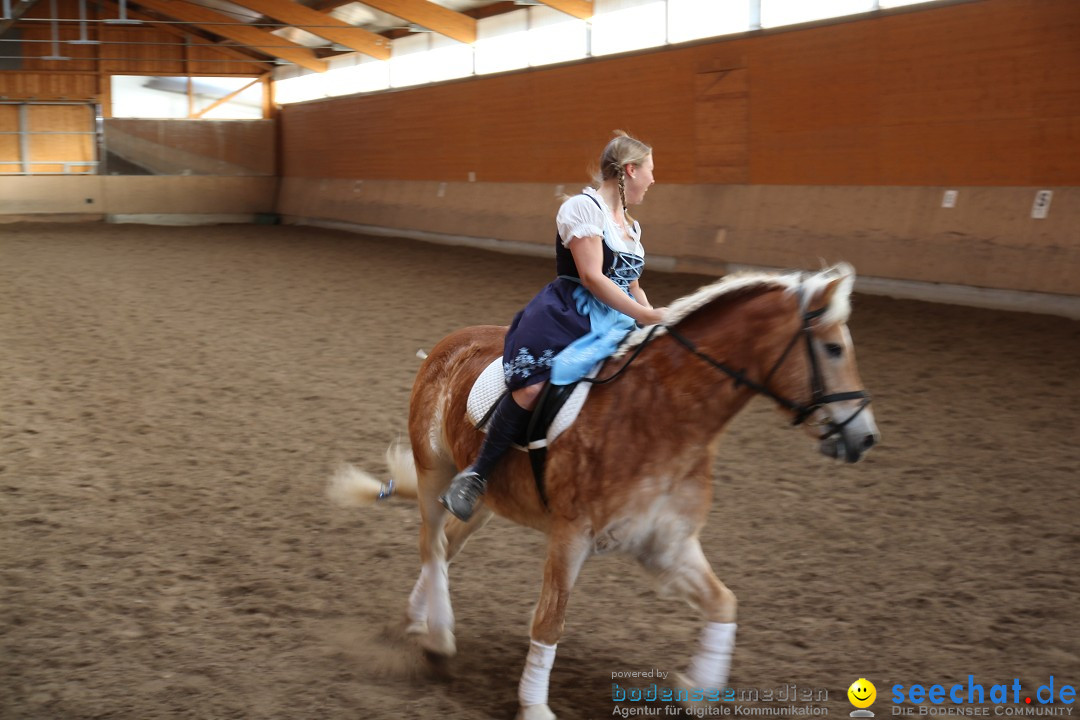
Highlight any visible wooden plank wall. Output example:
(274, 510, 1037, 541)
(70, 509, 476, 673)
(0, 104, 95, 174)
(27, 104, 95, 174)
(0, 0, 266, 107)
(104, 119, 276, 175)
(280, 0, 1079, 188)
(0, 105, 18, 173)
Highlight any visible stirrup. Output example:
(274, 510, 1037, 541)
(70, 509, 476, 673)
(439, 470, 487, 522)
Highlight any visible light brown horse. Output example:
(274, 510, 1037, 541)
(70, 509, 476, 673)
(330, 263, 879, 720)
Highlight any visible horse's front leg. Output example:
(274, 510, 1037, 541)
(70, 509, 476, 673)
(643, 536, 737, 694)
(517, 525, 591, 720)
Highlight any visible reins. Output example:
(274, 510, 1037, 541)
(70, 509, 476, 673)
(583, 323, 666, 385)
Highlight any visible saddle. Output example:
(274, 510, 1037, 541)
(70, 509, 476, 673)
(466, 358, 598, 507)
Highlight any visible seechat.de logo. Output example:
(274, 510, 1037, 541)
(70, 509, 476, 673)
(849, 678, 877, 717)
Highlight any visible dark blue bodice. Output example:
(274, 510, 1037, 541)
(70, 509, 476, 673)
(554, 193, 644, 294)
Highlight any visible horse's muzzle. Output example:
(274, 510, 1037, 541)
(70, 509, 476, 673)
(819, 423, 879, 463)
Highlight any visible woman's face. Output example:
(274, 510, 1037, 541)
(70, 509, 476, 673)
(624, 154, 655, 205)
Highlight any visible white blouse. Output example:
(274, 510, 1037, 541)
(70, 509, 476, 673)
(555, 186, 644, 257)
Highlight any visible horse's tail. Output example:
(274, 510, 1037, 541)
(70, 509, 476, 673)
(327, 442, 420, 507)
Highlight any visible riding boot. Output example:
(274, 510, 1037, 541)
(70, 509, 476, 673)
(439, 393, 533, 521)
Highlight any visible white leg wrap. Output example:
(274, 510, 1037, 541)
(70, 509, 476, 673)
(517, 640, 558, 708)
(425, 561, 454, 632)
(407, 565, 429, 625)
(686, 622, 736, 690)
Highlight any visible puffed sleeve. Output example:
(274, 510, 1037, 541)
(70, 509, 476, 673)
(556, 195, 605, 247)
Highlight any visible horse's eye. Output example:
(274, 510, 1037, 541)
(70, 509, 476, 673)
(824, 343, 844, 358)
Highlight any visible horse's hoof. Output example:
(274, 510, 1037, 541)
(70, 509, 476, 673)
(516, 704, 556, 720)
(405, 619, 428, 636)
(673, 672, 700, 710)
(419, 625, 456, 658)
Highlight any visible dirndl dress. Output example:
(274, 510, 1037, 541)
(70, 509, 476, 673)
(502, 189, 645, 390)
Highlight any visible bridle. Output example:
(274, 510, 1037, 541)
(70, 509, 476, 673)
(588, 286, 872, 440)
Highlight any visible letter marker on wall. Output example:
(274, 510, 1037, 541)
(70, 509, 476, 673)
(942, 190, 958, 208)
(1031, 190, 1052, 219)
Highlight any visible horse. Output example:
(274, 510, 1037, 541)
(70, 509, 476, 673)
(329, 262, 879, 720)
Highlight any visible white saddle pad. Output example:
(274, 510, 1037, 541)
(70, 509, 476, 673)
(466, 358, 596, 450)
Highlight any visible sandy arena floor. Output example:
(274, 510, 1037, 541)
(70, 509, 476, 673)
(1, 223, 1078, 720)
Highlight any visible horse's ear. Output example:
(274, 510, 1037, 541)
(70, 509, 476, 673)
(813, 277, 842, 311)
(808, 264, 854, 320)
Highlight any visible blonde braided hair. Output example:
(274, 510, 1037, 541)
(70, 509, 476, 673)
(594, 130, 652, 226)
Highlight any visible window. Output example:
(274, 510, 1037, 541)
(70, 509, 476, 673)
(350, 59, 391, 94)
(475, 10, 529, 75)
(879, 0, 940, 7)
(761, 0, 874, 28)
(269, 0, 950, 102)
(390, 33, 432, 88)
(429, 36, 474, 83)
(111, 76, 263, 119)
(528, 6, 587, 67)
(591, 0, 666, 56)
(274, 73, 328, 104)
(668, 0, 752, 43)
(321, 60, 387, 97)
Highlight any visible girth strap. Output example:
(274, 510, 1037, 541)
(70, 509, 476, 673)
(525, 380, 579, 510)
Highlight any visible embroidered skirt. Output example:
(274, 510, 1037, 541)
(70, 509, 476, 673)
(502, 278, 590, 390)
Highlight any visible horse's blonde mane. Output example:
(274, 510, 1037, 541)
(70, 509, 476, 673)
(620, 263, 855, 352)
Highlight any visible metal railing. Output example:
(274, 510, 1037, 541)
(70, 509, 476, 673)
(0, 160, 99, 175)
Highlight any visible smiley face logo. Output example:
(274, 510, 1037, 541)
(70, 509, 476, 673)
(848, 678, 877, 709)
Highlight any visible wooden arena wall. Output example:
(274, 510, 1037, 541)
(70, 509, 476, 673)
(104, 120, 276, 176)
(277, 0, 1080, 297)
(0, 119, 276, 222)
(0, 176, 276, 223)
(0, 0, 271, 221)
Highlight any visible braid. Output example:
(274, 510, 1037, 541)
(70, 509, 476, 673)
(616, 165, 636, 226)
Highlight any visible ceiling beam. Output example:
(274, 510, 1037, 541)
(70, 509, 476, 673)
(133, 0, 328, 72)
(191, 71, 266, 117)
(0, 0, 42, 36)
(317, 0, 476, 44)
(534, 0, 592, 21)
(101, 0, 274, 71)
(222, 0, 389, 59)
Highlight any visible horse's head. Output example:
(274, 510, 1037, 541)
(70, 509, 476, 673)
(760, 263, 880, 463)
(651, 262, 879, 464)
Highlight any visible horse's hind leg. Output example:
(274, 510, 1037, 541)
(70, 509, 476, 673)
(516, 525, 591, 720)
(640, 537, 737, 691)
(404, 506, 493, 636)
(447, 506, 493, 561)
(413, 459, 459, 657)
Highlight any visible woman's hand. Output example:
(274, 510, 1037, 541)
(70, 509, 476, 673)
(638, 306, 667, 326)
